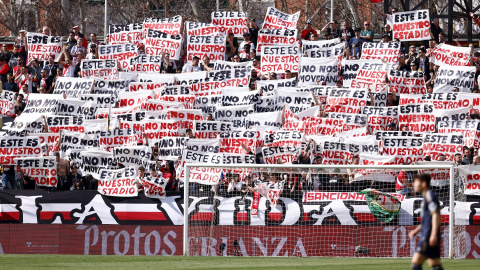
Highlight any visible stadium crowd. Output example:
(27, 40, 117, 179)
(0, 7, 479, 200)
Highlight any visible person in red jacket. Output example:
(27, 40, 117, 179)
(0, 55, 9, 83)
(72, 26, 88, 48)
(301, 20, 318, 40)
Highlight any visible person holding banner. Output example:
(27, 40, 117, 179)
(161, 52, 176, 74)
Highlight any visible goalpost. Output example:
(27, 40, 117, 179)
(183, 164, 464, 258)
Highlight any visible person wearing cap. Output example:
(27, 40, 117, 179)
(387, 122, 397, 131)
(341, 21, 355, 43)
(72, 26, 88, 48)
(381, 33, 391, 43)
(348, 28, 362, 58)
(301, 19, 318, 40)
(238, 32, 255, 59)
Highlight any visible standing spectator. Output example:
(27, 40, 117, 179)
(341, 21, 355, 43)
(360, 21, 374, 42)
(28, 58, 42, 93)
(463, 148, 474, 165)
(85, 44, 98, 60)
(225, 33, 238, 61)
(200, 55, 214, 72)
(0, 55, 9, 83)
(1, 165, 16, 190)
(68, 165, 84, 190)
(14, 94, 26, 113)
(415, 48, 430, 78)
(73, 51, 85, 77)
(160, 52, 176, 73)
(16, 30, 27, 52)
(349, 28, 362, 58)
(383, 24, 393, 41)
(247, 18, 259, 48)
(72, 26, 88, 48)
(8, 45, 25, 71)
(15, 65, 32, 93)
(44, 54, 58, 77)
(41, 26, 51, 36)
(0, 43, 12, 62)
(3, 73, 18, 92)
(321, 20, 341, 39)
(238, 33, 255, 59)
(65, 32, 77, 54)
(89, 33, 101, 47)
(58, 47, 75, 77)
(301, 20, 318, 40)
(406, 45, 418, 65)
(40, 68, 54, 94)
(182, 56, 201, 72)
(71, 38, 87, 63)
(397, 55, 411, 71)
(54, 151, 70, 190)
(396, 169, 414, 195)
(430, 19, 443, 43)
(376, 6, 398, 26)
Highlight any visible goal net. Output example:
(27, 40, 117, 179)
(183, 164, 467, 258)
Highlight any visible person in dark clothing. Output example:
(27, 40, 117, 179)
(3, 73, 18, 92)
(67, 165, 85, 190)
(0, 55, 9, 83)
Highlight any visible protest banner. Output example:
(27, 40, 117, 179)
(354, 154, 396, 182)
(15, 156, 57, 187)
(140, 175, 169, 199)
(210, 61, 252, 86)
(423, 133, 464, 161)
(46, 115, 84, 133)
(262, 7, 300, 30)
(458, 165, 480, 195)
(98, 167, 138, 197)
(118, 90, 155, 109)
(215, 105, 254, 129)
(437, 120, 480, 148)
(416, 161, 454, 187)
(186, 35, 226, 62)
(35, 133, 60, 154)
(433, 66, 476, 93)
(144, 29, 182, 60)
(360, 42, 401, 63)
(143, 16, 182, 36)
(186, 139, 220, 153)
(301, 38, 341, 54)
(174, 72, 207, 86)
(434, 107, 470, 123)
(193, 120, 232, 139)
(297, 57, 338, 86)
(256, 28, 298, 53)
(255, 95, 281, 113)
(361, 106, 398, 131)
(388, 70, 427, 94)
(56, 99, 97, 119)
(246, 111, 282, 129)
(221, 89, 259, 106)
(143, 120, 180, 143)
(276, 88, 315, 113)
(398, 103, 435, 132)
(305, 43, 344, 59)
(53, 77, 94, 98)
(285, 105, 320, 122)
(80, 94, 116, 108)
(262, 146, 299, 164)
(381, 136, 424, 164)
(328, 112, 368, 127)
(109, 23, 143, 45)
(343, 135, 379, 155)
(156, 137, 187, 160)
(295, 85, 334, 104)
(22, 93, 62, 116)
(99, 128, 141, 152)
(59, 131, 99, 158)
(0, 136, 42, 165)
(162, 85, 190, 96)
(92, 78, 132, 96)
(186, 21, 223, 36)
(350, 61, 387, 92)
(342, 59, 363, 88)
(211, 11, 248, 37)
(143, 99, 184, 111)
(321, 141, 357, 165)
(374, 131, 415, 141)
(128, 55, 163, 73)
(81, 59, 118, 80)
(335, 126, 369, 138)
(166, 109, 203, 133)
(400, 93, 424, 105)
(421, 92, 480, 109)
(256, 78, 297, 97)
(129, 82, 166, 92)
(26, 32, 62, 61)
(177, 147, 223, 181)
(219, 130, 259, 154)
(431, 43, 471, 66)
(79, 149, 118, 179)
(261, 45, 300, 73)
(114, 146, 152, 169)
(264, 130, 303, 147)
(193, 94, 221, 116)
(392, 10, 430, 41)
(98, 43, 138, 70)
(325, 88, 368, 114)
(0, 90, 15, 117)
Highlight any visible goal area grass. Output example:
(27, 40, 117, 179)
(0, 255, 478, 269)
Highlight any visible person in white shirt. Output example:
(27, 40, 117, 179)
(227, 174, 243, 193)
(182, 56, 201, 73)
(238, 32, 255, 59)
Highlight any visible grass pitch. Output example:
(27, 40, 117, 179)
(0, 255, 478, 270)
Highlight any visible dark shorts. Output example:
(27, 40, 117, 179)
(416, 236, 441, 259)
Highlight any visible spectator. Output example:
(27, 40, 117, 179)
(15, 65, 32, 93)
(349, 28, 362, 58)
(89, 33, 101, 47)
(406, 45, 418, 65)
(375, 6, 398, 26)
(438, 32, 447, 44)
(321, 20, 341, 39)
(0, 56, 10, 84)
(225, 33, 238, 61)
(71, 38, 87, 62)
(14, 94, 26, 113)
(85, 44, 99, 60)
(200, 55, 214, 72)
(473, 155, 480, 165)
(387, 122, 397, 131)
(386, 88, 399, 106)
(463, 148, 473, 164)
(161, 52, 176, 73)
(206, 113, 214, 121)
(19, 170, 35, 190)
(27, 58, 42, 93)
(160, 161, 176, 191)
(239, 32, 255, 59)
(302, 20, 318, 40)
(54, 151, 70, 190)
(383, 24, 393, 41)
(227, 174, 243, 193)
(285, 70, 293, 79)
(68, 165, 85, 190)
(0, 43, 12, 63)
(42, 26, 51, 36)
(1, 165, 15, 190)
(44, 54, 59, 77)
(182, 56, 201, 73)
(341, 21, 355, 43)
(247, 18, 259, 47)
(232, 55, 241, 62)
(72, 25, 88, 48)
(186, 128, 195, 139)
(360, 21, 374, 42)
(397, 55, 411, 71)
(3, 73, 18, 92)
(40, 68, 54, 94)
(65, 32, 77, 54)
(415, 48, 430, 78)
(396, 169, 414, 195)
(430, 19, 443, 43)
